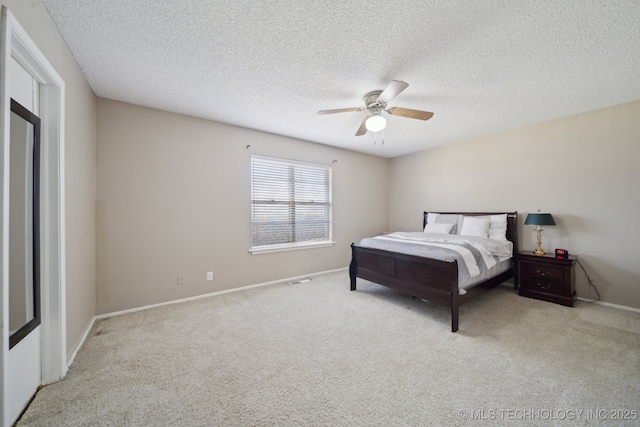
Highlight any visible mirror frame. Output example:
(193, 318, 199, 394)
(8, 98, 41, 349)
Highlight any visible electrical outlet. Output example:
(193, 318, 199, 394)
(207, 272, 213, 281)
(177, 274, 185, 285)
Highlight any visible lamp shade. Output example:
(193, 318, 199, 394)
(524, 213, 556, 226)
(365, 114, 386, 132)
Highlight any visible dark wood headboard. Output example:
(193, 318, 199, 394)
(422, 211, 518, 258)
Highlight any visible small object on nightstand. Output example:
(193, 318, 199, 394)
(518, 251, 577, 306)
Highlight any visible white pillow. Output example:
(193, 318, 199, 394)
(469, 214, 508, 240)
(458, 214, 508, 240)
(459, 216, 490, 237)
(487, 214, 508, 241)
(423, 222, 454, 234)
(426, 213, 460, 234)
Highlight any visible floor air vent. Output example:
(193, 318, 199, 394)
(289, 278, 312, 285)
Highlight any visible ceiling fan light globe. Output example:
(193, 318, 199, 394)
(365, 114, 386, 132)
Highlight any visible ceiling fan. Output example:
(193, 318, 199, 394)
(317, 80, 434, 136)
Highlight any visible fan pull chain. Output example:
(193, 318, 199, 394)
(372, 135, 385, 145)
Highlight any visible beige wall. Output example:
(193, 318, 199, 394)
(95, 99, 388, 314)
(3, 1, 97, 355)
(389, 100, 640, 309)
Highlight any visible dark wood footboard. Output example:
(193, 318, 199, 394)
(349, 211, 518, 332)
(350, 244, 462, 331)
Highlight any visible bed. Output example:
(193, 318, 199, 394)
(349, 211, 518, 332)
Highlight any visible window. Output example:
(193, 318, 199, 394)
(251, 155, 333, 253)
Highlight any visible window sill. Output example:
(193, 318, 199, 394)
(249, 241, 335, 255)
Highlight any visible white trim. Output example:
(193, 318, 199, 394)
(56, 271, 640, 391)
(78, 273, 640, 371)
(0, 10, 12, 425)
(7, 7, 67, 384)
(507, 285, 640, 313)
(1, 8, 66, 426)
(249, 240, 335, 255)
(251, 153, 332, 170)
(38, 81, 66, 385)
(577, 297, 640, 314)
(97, 267, 348, 320)
(66, 316, 94, 368)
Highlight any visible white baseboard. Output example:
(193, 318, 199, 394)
(96, 267, 348, 320)
(577, 297, 640, 313)
(69, 269, 636, 370)
(66, 315, 96, 368)
(70, 268, 345, 366)
(503, 283, 640, 313)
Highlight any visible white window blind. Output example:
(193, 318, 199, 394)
(251, 155, 333, 253)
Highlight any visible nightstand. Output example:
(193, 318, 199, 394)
(518, 252, 577, 306)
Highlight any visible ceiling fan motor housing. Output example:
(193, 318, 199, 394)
(364, 91, 386, 113)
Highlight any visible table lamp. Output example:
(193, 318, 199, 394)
(524, 210, 556, 256)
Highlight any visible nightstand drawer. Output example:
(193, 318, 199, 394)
(522, 263, 564, 281)
(523, 277, 564, 294)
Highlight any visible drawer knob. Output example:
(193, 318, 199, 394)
(536, 282, 550, 290)
(535, 269, 551, 276)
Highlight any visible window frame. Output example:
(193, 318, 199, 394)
(250, 155, 334, 254)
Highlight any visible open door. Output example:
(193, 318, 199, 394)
(1, 7, 67, 425)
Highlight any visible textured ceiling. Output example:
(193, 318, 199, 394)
(41, 1, 640, 158)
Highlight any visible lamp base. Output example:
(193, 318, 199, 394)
(533, 226, 545, 256)
(533, 247, 546, 256)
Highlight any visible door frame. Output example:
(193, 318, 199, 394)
(0, 7, 66, 425)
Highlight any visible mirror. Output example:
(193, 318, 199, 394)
(9, 98, 41, 349)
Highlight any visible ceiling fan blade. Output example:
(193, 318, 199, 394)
(355, 117, 368, 136)
(387, 107, 434, 121)
(317, 107, 362, 115)
(377, 80, 409, 103)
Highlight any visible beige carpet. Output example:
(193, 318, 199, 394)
(17, 270, 640, 426)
